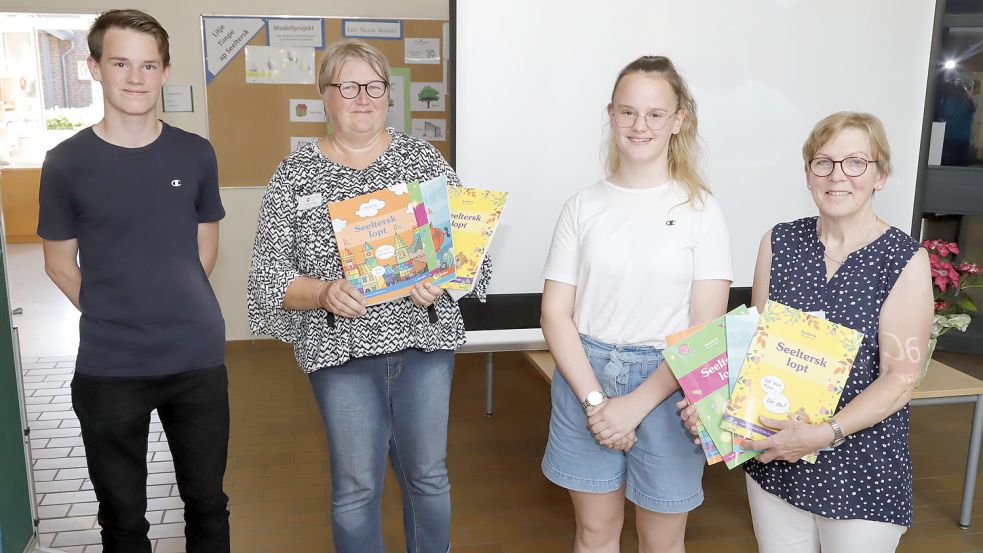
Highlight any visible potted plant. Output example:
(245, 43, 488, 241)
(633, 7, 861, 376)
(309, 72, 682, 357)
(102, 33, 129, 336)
(921, 239, 982, 384)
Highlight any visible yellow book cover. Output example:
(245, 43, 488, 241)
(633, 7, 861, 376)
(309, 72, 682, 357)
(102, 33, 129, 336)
(721, 301, 863, 451)
(444, 186, 508, 292)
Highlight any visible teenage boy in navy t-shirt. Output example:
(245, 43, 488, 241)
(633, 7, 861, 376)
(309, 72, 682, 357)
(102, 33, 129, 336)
(38, 9, 229, 553)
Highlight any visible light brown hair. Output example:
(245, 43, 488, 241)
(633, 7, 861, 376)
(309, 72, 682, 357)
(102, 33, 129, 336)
(802, 111, 893, 176)
(88, 9, 170, 66)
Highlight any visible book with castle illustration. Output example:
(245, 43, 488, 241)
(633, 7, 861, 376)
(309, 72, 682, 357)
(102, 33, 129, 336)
(444, 186, 509, 293)
(721, 301, 863, 462)
(409, 175, 457, 287)
(328, 182, 440, 305)
(663, 306, 749, 468)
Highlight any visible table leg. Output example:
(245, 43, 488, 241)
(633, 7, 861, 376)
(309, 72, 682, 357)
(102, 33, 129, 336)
(959, 395, 983, 528)
(485, 352, 494, 417)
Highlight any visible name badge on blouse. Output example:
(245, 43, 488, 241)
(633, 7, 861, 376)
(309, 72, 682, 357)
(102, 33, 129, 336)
(297, 193, 323, 212)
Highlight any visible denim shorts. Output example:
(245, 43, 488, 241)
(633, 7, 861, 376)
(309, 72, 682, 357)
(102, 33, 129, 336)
(541, 334, 705, 513)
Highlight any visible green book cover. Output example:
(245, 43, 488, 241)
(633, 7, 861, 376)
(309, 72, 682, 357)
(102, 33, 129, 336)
(664, 306, 748, 467)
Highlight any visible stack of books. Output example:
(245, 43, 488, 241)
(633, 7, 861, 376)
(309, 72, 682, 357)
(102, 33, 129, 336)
(663, 301, 864, 468)
(327, 175, 508, 305)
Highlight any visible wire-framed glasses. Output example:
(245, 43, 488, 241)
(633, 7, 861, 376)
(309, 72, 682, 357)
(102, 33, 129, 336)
(612, 108, 676, 131)
(809, 157, 878, 177)
(328, 80, 389, 99)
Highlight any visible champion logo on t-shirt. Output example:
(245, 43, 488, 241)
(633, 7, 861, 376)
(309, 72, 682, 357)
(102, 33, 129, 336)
(170, 179, 182, 187)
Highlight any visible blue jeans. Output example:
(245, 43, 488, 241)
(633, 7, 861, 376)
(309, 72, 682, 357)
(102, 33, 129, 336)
(308, 348, 454, 553)
(542, 335, 704, 512)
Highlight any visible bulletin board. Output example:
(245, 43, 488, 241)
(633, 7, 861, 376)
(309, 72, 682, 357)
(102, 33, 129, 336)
(201, 16, 450, 187)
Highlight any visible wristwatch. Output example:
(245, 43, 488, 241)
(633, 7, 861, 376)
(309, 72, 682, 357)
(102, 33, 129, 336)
(581, 390, 606, 411)
(827, 418, 846, 448)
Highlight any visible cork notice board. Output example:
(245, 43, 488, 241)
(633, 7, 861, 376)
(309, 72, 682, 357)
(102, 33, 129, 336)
(201, 16, 449, 186)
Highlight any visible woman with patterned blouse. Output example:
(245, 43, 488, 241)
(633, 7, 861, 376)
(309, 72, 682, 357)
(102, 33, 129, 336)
(681, 112, 932, 552)
(246, 39, 488, 553)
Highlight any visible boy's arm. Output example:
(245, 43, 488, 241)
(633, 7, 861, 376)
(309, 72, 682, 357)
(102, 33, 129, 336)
(42, 239, 82, 310)
(198, 222, 220, 276)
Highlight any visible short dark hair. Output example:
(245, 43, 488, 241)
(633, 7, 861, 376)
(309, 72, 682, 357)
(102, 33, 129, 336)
(88, 9, 170, 66)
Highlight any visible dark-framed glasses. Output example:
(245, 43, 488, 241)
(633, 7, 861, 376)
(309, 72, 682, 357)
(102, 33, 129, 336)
(809, 157, 878, 177)
(329, 80, 389, 99)
(613, 108, 676, 131)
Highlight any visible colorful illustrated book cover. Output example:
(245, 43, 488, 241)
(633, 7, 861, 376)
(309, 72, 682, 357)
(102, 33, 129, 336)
(408, 175, 457, 286)
(724, 309, 822, 466)
(664, 306, 749, 466)
(444, 186, 508, 292)
(666, 320, 721, 465)
(723, 309, 761, 468)
(328, 183, 439, 305)
(721, 301, 863, 462)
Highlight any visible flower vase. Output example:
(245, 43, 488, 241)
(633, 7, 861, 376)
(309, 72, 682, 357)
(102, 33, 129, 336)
(918, 336, 938, 388)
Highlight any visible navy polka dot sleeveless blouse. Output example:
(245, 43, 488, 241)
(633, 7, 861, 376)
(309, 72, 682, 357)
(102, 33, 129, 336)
(744, 217, 921, 527)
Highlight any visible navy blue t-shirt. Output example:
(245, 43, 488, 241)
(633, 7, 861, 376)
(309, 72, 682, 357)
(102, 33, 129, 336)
(38, 123, 226, 377)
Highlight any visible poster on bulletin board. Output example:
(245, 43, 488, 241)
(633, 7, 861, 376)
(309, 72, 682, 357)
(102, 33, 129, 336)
(201, 15, 449, 187)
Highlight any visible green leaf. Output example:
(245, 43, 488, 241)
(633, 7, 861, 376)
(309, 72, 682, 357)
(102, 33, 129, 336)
(953, 295, 977, 311)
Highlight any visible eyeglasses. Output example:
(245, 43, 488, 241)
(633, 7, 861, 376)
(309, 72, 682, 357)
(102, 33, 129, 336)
(328, 80, 388, 99)
(612, 108, 676, 131)
(809, 157, 878, 177)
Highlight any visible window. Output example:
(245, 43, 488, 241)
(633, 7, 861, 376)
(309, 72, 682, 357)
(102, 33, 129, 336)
(934, 26, 983, 167)
(0, 13, 100, 166)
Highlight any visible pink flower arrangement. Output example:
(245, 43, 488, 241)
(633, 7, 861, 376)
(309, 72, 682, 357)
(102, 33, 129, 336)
(922, 240, 981, 342)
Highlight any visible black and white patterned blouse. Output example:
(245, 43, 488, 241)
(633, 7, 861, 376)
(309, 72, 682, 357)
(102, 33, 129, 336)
(247, 130, 490, 373)
(744, 216, 921, 527)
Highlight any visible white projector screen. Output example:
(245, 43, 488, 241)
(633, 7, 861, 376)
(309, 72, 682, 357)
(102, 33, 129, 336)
(455, 1, 936, 293)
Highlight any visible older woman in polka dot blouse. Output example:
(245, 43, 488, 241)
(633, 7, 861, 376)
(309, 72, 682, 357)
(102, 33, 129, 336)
(683, 112, 932, 553)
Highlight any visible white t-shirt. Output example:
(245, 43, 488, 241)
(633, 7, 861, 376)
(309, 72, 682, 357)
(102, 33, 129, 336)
(542, 179, 733, 348)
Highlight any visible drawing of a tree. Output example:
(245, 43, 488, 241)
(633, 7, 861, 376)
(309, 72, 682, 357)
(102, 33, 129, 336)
(418, 85, 440, 107)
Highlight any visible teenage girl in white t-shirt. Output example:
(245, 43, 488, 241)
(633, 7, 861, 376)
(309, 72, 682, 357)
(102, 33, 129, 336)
(540, 56, 734, 553)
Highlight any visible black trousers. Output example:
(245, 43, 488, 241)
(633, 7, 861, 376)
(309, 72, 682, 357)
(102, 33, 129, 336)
(71, 364, 231, 553)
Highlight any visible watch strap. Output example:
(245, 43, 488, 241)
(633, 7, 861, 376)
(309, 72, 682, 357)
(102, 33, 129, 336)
(827, 418, 846, 448)
(581, 390, 606, 411)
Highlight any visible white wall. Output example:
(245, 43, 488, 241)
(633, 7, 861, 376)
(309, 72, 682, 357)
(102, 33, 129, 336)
(1, 0, 449, 340)
(457, 1, 936, 294)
